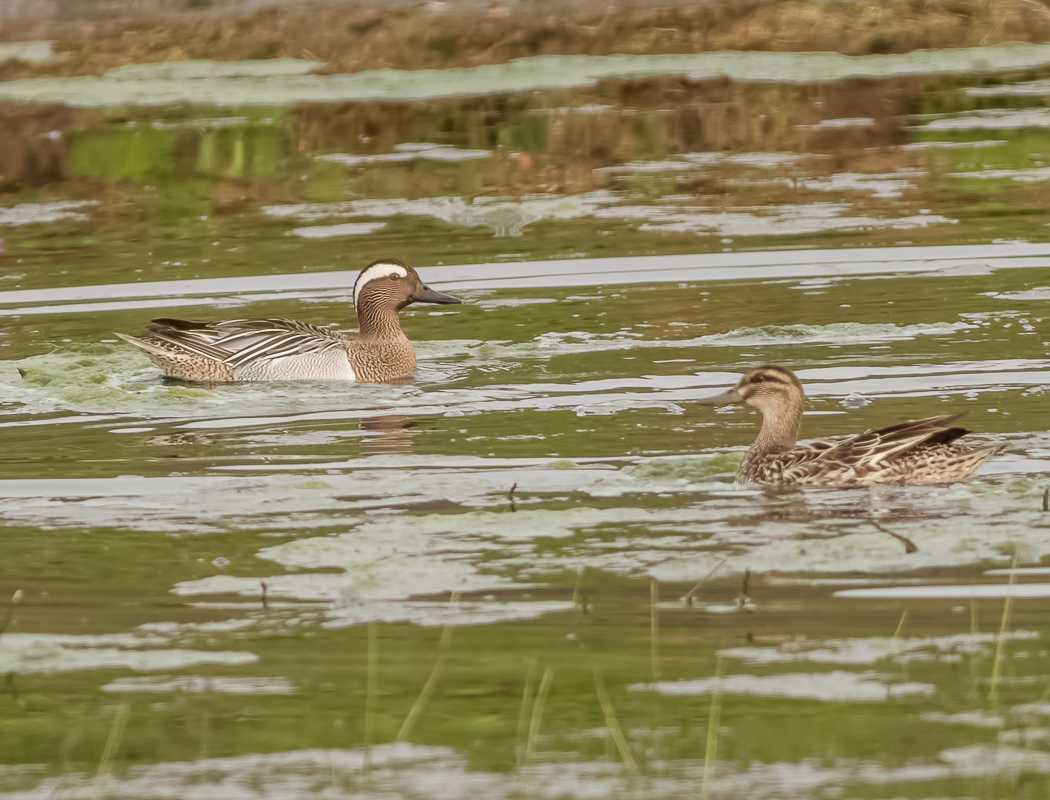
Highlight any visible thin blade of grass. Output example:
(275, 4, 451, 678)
(593, 668, 639, 775)
(989, 549, 1020, 701)
(515, 659, 537, 768)
(684, 557, 728, 607)
(395, 592, 459, 742)
(97, 703, 130, 777)
(364, 622, 378, 770)
(0, 590, 22, 638)
(701, 655, 724, 798)
(525, 667, 554, 765)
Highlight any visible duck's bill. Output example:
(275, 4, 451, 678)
(411, 285, 462, 305)
(697, 388, 743, 405)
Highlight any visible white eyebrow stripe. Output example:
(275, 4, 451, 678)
(353, 263, 409, 307)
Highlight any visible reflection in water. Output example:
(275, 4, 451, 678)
(358, 413, 419, 456)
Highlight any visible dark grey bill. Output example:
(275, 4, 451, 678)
(411, 285, 462, 305)
(697, 388, 743, 405)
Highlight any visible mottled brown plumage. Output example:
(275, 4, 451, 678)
(699, 365, 1002, 487)
(117, 259, 460, 383)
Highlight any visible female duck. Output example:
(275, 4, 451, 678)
(700, 365, 1001, 486)
(118, 259, 460, 383)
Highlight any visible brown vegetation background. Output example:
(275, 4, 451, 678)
(2, 0, 1050, 78)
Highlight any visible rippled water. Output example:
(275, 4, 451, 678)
(2, 49, 1050, 800)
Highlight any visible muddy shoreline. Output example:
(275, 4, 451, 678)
(2, 0, 1050, 79)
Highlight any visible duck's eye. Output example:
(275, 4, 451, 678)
(750, 375, 766, 384)
(389, 274, 401, 281)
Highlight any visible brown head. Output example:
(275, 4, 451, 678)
(353, 259, 461, 314)
(352, 259, 460, 337)
(699, 364, 805, 412)
(698, 365, 807, 450)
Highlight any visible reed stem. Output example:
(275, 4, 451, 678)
(395, 592, 459, 742)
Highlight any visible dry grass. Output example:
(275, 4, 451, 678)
(3, 0, 1049, 79)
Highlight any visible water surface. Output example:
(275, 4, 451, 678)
(1, 51, 1050, 800)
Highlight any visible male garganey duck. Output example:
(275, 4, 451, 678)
(118, 259, 460, 383)
(700, 364, 1001, 486)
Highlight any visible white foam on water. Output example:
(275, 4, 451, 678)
(938, 744, 1050, 776)
(0, 633, 257, 675)
(0, 739, 1017, 800)
(0, 41, 55, 63)
(986, 287, 1050, 300)
(999, 727, 1050, 745)
(921, 711, 1004, 728)
(150, 116, 255, 130)
(168, 504, 707, 625)
(949, 167, 1050, 182)
(1014, 701, 1050, 715)
(0, 200, 97, 227)
(731, 172, 920, 199)
(632, 671, 935, 701)
(920, 108, 1050, 130)
(901, 139, 1007, 149)
(106, 59, 321, 80)
(288, 222, 386, 238)
(593, 201, 955, 237)
(599, 152, 813, 174)
(4, 44, 1049, 107)
(801, 117, 875, 129)
(316, 143, 492, 165)
(102, 675, 294, 694)
(720, 631, 1038, 666)
(986, 566, 1050, 575)
(264, 192, 618, 237)
(835, 583, 1050, 599)
(967, 78, 1050, 96)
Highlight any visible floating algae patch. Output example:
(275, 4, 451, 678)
(611, 453, 742, 485)
(0, 344, 423, 419)
(0, 346, 224, 415)
(6, 45, 1050, 107)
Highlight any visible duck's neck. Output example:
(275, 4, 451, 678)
(749, 397, 803, 458)
(357, 303, 408, 340)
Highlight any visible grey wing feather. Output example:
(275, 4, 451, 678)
(144, 317, 352, 367)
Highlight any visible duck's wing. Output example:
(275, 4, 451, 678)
(815, 413, 970, 467)
(761, 414, 970, 485)
(143, 317, 352, 368)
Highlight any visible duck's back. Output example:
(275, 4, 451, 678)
(118, 317, 360, 382)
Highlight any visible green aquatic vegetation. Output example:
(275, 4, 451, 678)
(620, 454, 742, 484)
(296, 480, 333, 491)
